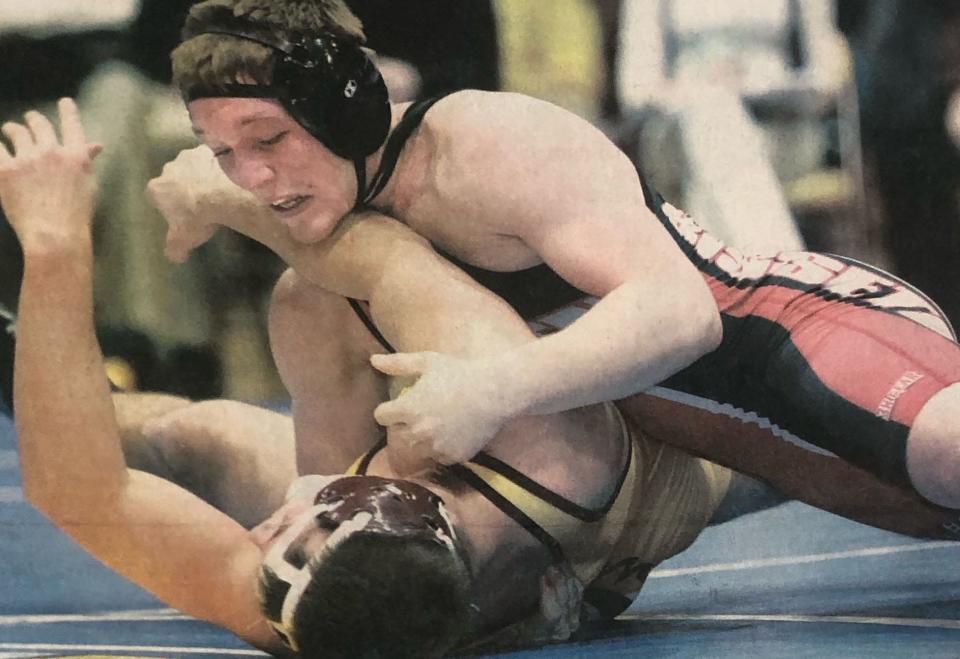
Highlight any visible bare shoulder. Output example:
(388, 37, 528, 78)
(429, 90, 618, 154)
(424, 90, 644, 239)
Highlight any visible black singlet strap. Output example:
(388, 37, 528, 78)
(347, 298, 396, 353)
(449, 463, 567, 564)
(637, 169, 665, 216)
(353, 158, 366, 210)
(349, 443, 566, 563)
(361, 93, 451, 206)
(353, 436, 388, 475)
(468, 437, 633, 523)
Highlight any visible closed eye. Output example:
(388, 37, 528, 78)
(257, 131, 289, 148)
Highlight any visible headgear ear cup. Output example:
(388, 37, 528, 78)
(274, 37, 391, 160)
(185, 16, 391, 161)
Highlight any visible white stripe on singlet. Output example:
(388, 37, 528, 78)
(645, 385, 837, 458)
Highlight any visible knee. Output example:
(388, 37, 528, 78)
(906, 384, 960, 508)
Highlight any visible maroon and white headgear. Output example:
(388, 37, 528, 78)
(258, 475, 460, 651)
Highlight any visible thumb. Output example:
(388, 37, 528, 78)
(86, 143, 103, 160)
(370, 351, 431, 377)
(373, 398, 411, 426)
(164, 227, 191, 264)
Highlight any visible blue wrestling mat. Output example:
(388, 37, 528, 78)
(2, 413, 959, 658)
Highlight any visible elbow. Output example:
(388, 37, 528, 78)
(697, 301, 723, 354)
(22, 471, 125, 526)
(21, 480, 55, 516)
(22, 480, 73, 526)
(674, 286, 722, 361)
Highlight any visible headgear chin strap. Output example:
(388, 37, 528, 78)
(258, 475, 461, 652)
(183, 20, 391, 206)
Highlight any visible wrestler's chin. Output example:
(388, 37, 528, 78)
(282, 208, 338, 244)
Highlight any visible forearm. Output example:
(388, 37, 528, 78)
(480, 278, 721, 418)
(17, 239, 127, 515)
(369, 245, 535, 358)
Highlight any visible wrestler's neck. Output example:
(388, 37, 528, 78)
(364, 452, 517, 577)
(359, 100, 435, 219)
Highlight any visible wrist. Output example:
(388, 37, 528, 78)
(20, 226, 94, 263)
(471, 354, 529, 420)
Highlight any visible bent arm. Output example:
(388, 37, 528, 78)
(467, 97, 721, 419)
(15, 238, 282, 653)
(4, 102, 281, 653)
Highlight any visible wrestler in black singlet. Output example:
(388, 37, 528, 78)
(351, 93, 960, 527)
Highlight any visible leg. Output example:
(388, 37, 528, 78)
(138, 398, 296, 528)
(907, 382, 960, 509)
(618, 392, 960, 540)
(617, 247, 960, 537)
(708, 472, 788, 525)
(116, 392, 296, 528)
(267, 269, 389, 475)
(114, 391, 193, 477)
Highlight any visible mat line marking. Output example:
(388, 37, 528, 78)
(0, 485, 22, 503)
(0, 449, 17, 470)
(649, 540, 959, 578)
(621, 612, 960, 631)
(0, 643, 266, 656)
(0, 608, 185, 626)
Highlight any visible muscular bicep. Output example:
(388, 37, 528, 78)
(520, 145, 698, 297)
(54, 469, 282, 653)
(459, 93, 707, 298)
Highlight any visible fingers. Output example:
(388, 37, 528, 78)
(0, 101, 93, 159)
(164, 231, 192, 264)
(145, 177, 164, 209)
(370, 351, 432, 377)
(23, 111, 57, 148)
(373, 398, 410, 426)
(57, 98, 87, 148)
(1, 121, 36, 156)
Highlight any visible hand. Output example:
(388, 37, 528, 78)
(146, 146, 244, 262)
(461, 562, 584, 653)
(0, 99, 101, 248)
(535, 562, 585, 642)
(371, 351, 508, 464)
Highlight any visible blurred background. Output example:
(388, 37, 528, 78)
(1, 0, 958, 402)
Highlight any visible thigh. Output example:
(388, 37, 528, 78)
(618, 254, 960, 538)
(617, 392, 960, 540)
(671, 251, 960, 485)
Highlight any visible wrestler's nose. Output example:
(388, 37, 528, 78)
(232, 155, 275, 192)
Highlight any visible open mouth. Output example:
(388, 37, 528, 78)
(270, 195, 311, 214)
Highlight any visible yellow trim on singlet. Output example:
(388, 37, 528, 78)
(346, 453, 367, 476)
(460, 411, 637, 584)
